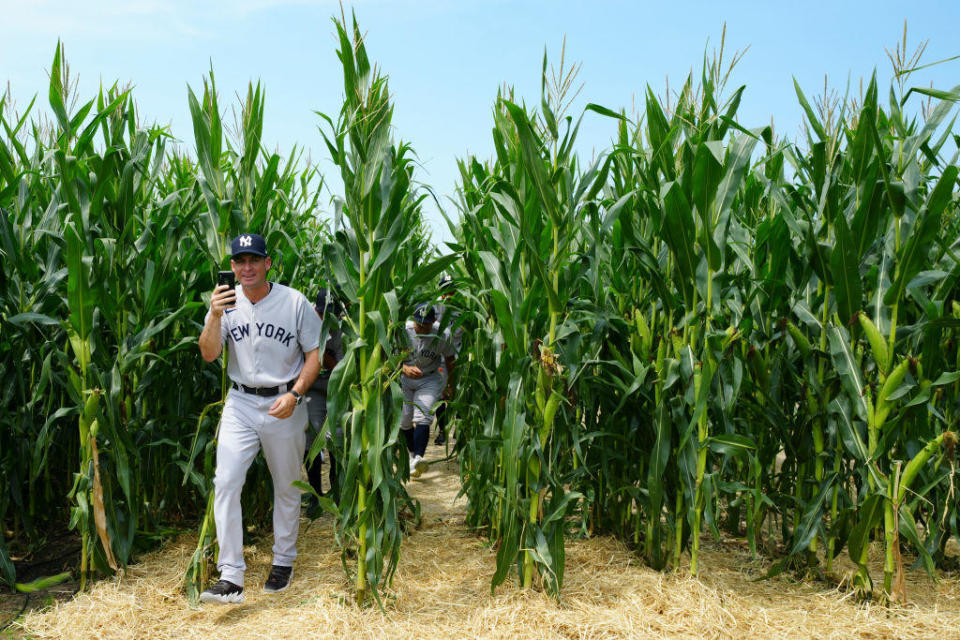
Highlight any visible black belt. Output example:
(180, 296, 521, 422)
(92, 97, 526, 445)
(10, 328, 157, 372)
(231, 379, 297, 397)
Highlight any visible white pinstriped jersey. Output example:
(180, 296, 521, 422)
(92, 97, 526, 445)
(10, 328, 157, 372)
(435, 303, 463, 353)
(402, 320, 455, 376)
(205, 282, 322, 388)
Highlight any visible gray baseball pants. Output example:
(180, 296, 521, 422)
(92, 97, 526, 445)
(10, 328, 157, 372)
(401, 370, 445, 428)
(213, 389, 307, 587)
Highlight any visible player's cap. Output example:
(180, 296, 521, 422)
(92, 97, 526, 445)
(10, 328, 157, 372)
(412, 303, 436, 325)
(231, 233, 268, 258)
(332, 283, 350, 308)
(315, 288, 343, 316)
(438, 275, 454, 290)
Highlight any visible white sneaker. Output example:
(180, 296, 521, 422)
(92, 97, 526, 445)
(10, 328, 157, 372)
(199, 579, 244, 604)
(410, 454, 427, 478)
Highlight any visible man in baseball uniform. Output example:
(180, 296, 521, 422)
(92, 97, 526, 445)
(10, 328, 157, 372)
(304, 287, 344, 515)
(433, 275, 462, 445)
(401, 304, 455, 477)
(197, 233, 322, 604)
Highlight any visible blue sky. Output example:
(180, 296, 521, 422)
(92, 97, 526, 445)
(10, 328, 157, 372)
(2, 1, 958, 243)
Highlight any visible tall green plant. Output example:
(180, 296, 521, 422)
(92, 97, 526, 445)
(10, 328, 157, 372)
(318, 13, 450, 606)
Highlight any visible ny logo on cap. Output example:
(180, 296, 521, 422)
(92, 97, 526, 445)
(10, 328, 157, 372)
(239, 235, 252, 247)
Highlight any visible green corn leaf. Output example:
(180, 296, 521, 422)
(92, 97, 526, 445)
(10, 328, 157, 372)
(706, 433, 757, 456)
(897, 505, 936, 579)
(48, 42, 70, 136)
(502, 100, 559, 226)
(827, 328, 869, 424)
(830, 213, 862, 326)
(847, 494, 885, 569)
(786, 473, 837, 556)
(793, 78, 827, 141)
(884, 165, 959, 306)
(660, 181, 697, 306)
(712, 132, 760, 255)
(64, 223, 95, 343)
(829, 397, 869, 463)
(15, 572, 72, 593)
(7, 312, 60, 327)
(584, 103, 625, 120)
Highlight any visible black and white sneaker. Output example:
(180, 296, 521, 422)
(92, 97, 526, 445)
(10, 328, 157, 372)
(263, 565, 293, 593)
(199, 579, 244, 604)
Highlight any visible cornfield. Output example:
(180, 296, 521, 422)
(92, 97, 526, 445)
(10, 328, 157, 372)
(2, 16, 959, 608)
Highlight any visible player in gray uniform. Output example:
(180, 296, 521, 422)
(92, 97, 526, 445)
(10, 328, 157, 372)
(197, 233, 322, 604)
(435, 275, 463, 352)
(433, 275, 462, 445)
(400, 304, 456, 477)
(305, 287, 344, 513)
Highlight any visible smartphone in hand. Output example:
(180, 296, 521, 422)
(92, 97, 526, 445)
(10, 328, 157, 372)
(217, 271, 236, 308)
(217, 270, 236, 290)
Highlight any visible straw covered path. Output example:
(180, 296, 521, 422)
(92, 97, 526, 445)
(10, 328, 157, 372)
(17, 443, 960, 639)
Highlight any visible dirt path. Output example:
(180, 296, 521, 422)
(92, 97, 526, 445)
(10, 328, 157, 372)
(15, 443, 960, 639)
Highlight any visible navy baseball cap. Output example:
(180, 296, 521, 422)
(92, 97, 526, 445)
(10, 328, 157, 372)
(315, 288, 343, 316)
(413, 303, 436, 324)
(231, 233, 268, 258)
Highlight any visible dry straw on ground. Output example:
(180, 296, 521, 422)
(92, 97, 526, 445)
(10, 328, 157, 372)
(19, 446, 960, 639)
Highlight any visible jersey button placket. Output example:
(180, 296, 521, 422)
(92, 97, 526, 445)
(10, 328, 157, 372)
(252, 306, 262, 376)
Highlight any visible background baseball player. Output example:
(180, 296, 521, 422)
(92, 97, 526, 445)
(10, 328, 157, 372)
(433, 275, 462, 445)
(400, 303, 456, 477)
(197, 233, 322, 604)
(304, 287, 344, 515)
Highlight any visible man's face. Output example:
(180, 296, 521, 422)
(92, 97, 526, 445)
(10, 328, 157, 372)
(414, 321, 433, 335)
(231, 253, 271, 288)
